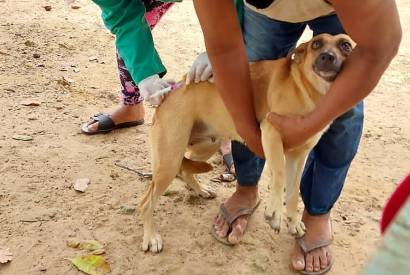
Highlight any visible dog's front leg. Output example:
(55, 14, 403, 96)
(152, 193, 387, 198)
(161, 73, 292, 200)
(261, 119, 286, 233)
(285, 150, 309, 237)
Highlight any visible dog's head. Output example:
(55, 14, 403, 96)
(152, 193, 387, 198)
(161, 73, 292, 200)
(290, 33, 355, 94)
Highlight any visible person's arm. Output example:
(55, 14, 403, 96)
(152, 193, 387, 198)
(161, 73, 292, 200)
(267, 0, 402, 149)
(193, 0, 264, 157)
(92, 0, 166, 84)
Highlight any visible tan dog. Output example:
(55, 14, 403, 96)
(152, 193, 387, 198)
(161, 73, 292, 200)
(140, 34, 355, 253)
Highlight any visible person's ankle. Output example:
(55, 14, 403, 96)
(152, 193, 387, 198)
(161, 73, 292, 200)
(302, 211, 330, 223)
(235, 185, 258, 201)
(113, 103, 144, 120)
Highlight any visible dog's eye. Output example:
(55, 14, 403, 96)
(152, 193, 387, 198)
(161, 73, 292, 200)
(312, 40, 323, 50)
(340, 41, 352, 54)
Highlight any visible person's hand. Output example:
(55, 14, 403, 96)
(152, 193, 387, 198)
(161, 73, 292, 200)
(138, 75, 173, 106)
(266, 112, 317, 150)
(237, 124, 265, 158)
(186, 52, 214, 84)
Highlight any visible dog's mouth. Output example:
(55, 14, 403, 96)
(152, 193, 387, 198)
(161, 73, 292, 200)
(314, 68, 339, 82)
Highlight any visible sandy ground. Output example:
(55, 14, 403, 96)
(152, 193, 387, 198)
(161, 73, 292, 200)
(0, 1, 409, 274)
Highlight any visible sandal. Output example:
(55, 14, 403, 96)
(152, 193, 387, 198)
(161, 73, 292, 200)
(211, 200, 261, 245)
(81, 112, 144, 135)
(296, 237, 333, 275)
(220, 153, 236, 182)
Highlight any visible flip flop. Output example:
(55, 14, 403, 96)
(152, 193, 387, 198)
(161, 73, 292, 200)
(296, 237, 333, 275)
(221, 153, 236, 182)
(81, 112, 144, 135)
(211, 200, 261, 246)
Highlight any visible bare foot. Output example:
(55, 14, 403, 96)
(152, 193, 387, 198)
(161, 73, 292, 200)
(219, 139, 235, 174)
(214, 185, 258, 244)
(85, 103, 144, 133)
(291, 211, 332, 274)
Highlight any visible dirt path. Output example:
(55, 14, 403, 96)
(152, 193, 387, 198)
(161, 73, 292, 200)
(0, 1, 409, 274)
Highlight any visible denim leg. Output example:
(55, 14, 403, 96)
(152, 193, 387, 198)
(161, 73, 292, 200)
(301, 103, 364, 215)
(232, 141, 265, 186)
(244, 6, 306, 61)
(233, 7, 306, 187)
(301, 14, 364, 215)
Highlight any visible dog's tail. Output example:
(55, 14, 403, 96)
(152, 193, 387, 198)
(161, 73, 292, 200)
(181, 157, 213, 174)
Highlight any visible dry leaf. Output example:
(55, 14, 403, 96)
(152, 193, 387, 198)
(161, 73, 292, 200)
(68, 255, 110, 275)
(73, 178, 90, 192)
(12, 135, 33, 141)
(21, 99, 41, 106)
(90, 249, 105, 255)
(66, 240, 80, 248)
(0, 247, 13, 264)
(78, 240, 103, 252)
(43, 5, 52, 11)
(67, 240, 105, 254)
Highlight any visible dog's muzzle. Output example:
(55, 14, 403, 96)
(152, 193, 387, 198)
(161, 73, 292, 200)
(313, 50, 342, 81)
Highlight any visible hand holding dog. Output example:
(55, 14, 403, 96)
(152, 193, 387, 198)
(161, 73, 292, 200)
(266, 112, 317, 150)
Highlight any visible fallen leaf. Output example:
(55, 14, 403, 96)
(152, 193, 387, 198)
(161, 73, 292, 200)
(33, 53, 41, 58)
(71, 4, 81, 9)
(12, 135, 33, 141)
(90, 249, 105, 255)
(78, 240, 104, 252)
(0, 247, 13, 264)
(73, 178, 90, 192)
(20, 99, 41, 106)
(68, 255, 110, 275)
(43, 5, 52, 11)
(66, 240, 80, 248)
(67, 240, 105, 254)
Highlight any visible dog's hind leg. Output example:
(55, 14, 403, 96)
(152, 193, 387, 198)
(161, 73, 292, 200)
(285, 150, 309, 237)
(260, 119, 286, 233)
(180, 142, 219, 199)
(179, 166, 216, 199)
(140, 115, 193, 253)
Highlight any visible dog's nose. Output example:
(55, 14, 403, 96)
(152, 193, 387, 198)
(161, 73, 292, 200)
(315, 50, 339, 73)
(318, 51, 336, 64)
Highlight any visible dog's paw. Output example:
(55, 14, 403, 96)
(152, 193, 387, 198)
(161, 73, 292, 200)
(264, 207, 283, 233)
(142, 233, 163, 253)
(287, 218, 306, 237)
(197, 185, 216, 199)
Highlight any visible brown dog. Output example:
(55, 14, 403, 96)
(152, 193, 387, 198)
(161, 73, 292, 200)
(140, 33, 355, 253)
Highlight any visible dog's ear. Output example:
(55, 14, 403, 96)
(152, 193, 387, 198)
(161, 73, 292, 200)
(287, 42, 308, 64)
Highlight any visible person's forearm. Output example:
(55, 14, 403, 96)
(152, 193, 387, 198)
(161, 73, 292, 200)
(308, 0, 402, 133)
(210, 48, 259, 136)
(193, 0, 259, 137)
(309, 45, 398, 132)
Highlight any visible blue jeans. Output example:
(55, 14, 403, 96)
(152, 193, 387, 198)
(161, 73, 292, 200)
(232, 7, 364, 215)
